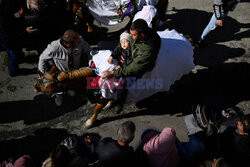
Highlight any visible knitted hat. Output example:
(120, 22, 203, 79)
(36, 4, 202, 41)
(120, 32, 130, 41)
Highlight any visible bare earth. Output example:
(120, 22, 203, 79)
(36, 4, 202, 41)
(0, 0, 250, 164)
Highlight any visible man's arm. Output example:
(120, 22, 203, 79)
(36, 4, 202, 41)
(213, 0, 224, 26)
(38, 43, 55, 73)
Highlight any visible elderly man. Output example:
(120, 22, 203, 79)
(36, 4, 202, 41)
(102, 19, 161, 113)
(95, 121, 136, 167)
(38, 29, 92, 106)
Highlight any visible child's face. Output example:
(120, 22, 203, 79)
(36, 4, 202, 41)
(120, 39, 130, 50)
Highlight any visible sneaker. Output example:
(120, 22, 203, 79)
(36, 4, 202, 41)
(55, 93, 63, 106)
(114, 103, 123, 114)
(194, 39, 207, 48)
(67, 90, 75, 97)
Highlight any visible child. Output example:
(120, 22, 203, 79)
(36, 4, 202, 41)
(108, 31, 132, 69)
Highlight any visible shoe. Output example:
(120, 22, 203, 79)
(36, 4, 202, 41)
(55, 93, 63, 106)
(194, 39, 207, 48)
(114, 103, 123, 114)
(67, 90, 75, 97)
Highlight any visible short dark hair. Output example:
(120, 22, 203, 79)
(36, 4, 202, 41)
(243, 115, 250, 134)
(216, 158, 231, 167)
(117, 121, 136, 144)
(130, 19, 150, 35)
(62, 29, 76, 44)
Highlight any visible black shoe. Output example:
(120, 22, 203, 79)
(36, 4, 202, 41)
(114, 103, 123, 114)
(194, 39, 207, 48)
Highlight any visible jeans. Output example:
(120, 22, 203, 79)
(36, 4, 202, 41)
(200, 12, 228, 40)
(1, 44, 18, 76)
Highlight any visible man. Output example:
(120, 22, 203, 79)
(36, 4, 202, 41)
(0, 0, 68, 76)
(198, 0, 240, 45)
(102, 19, 161, 113)
(217, 115, 250, 166)
(95, 121, 136, 167)
(38, 29, 92, 106)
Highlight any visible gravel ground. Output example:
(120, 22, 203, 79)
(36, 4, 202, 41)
(0, 0, 250, 165)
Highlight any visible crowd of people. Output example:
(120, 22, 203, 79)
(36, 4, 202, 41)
(1, 112, 250, 167)
(1, 0, 249, 167)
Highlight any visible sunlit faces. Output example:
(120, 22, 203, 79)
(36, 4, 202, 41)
(120, 39, 130, 50)
(130, 30, 139, 40)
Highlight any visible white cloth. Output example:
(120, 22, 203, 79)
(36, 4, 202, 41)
(92, 50, 118, 76)
(133, 5, 157, 28)
(126, 29, 194, 102)
(92, 29, 194, 102)
(92, 50, 119, 99)
(86, 0, 159, 25)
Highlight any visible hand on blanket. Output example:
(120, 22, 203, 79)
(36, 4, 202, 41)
(101, 70, 114, 80)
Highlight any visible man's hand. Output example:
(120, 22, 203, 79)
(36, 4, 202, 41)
(216, 20, 223, 27)
(108, 56, 113, 64)
(101, 70, 114, 80)
(26, 26, 39, 34)
(115, 65, 120, 70)
(118, 55, 125, 64)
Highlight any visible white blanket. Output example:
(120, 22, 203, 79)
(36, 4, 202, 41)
(86, 0, 159, 25)
(92, 29, 195, 102)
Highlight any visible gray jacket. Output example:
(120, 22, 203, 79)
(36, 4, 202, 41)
(38, 35, 92, 73)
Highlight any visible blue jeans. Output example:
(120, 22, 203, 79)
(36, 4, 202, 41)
(1, 44, 18, 76)
(200, 12, 228, 40)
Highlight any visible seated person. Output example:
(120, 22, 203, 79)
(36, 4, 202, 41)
(140, 127, 180, 167)
(108, 31, 132, 69)
(95, 121, 136, 167)
(217, 115, 250, 166)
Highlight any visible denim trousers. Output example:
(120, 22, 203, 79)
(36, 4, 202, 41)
(200, 12, 228, 40)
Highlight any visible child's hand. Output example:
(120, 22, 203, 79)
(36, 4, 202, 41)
(118, 55, 125, 64)
(115, 65, 121, 70)
(108, 56, 113, 64)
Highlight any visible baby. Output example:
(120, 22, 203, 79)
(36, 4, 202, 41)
(108, 31, 132, 69)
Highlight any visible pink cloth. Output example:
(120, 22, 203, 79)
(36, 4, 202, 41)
(142, 128, 180, 167)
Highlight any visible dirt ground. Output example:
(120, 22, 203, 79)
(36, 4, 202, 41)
(0, 0, 250, 165)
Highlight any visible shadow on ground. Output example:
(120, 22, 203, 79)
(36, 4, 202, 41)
(0, 128, 70, 166)
(91, 62, 250, 127)
(167, 8, 250, 43)
(194, 43, 246, 67)
(0, 94, 87, 124)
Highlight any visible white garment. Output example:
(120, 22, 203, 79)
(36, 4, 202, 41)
(86, 0, 159, 25)
(38, 36, 92, 73)
(92, 50, 119, 99)
(133, 5, 157, 28)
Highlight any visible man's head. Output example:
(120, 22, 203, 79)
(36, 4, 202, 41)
(237, 115, 250, 135)
(212, 158, 231, 167)
(27, 0, 45, 12)
(130, 19, 150, 41)
(61, 29, 77, 48)
(117, 121, 136, 145)
(120, 31, 130, 50)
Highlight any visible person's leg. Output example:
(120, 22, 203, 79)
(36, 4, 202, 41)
(1, 43, 19, 77)
(55, 92, 63, 106)
(115, 78, 127, 114)
(200, 13, 218, 41)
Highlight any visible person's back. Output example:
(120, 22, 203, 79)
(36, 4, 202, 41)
(95, 137, 135, 167)
(95, 121, 136, 167)
(141, 128, 180, 167)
